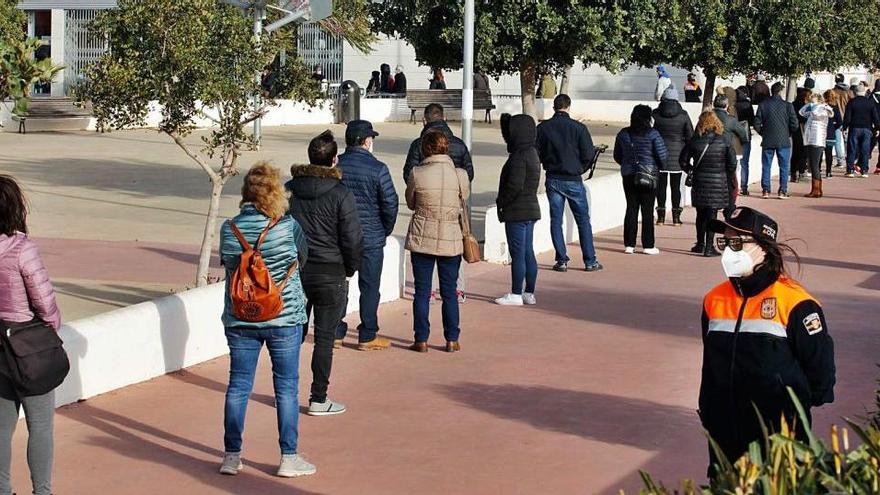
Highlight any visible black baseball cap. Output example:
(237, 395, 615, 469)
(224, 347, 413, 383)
(345, 120, 379, 144)
(709, 207, 778, 240)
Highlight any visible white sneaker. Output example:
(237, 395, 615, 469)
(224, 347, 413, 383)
(307, 399, 346, 416)
(642, 248, 661, 255)
(522, 293, 536, 305)
(219, 453, 243, 475)
(624, 246, 635, 254)
(277, 454, 316, 478)
(494, 293, 524, 306)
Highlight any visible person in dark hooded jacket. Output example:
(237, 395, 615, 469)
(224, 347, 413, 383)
(494, 114, 542, 306)
(379, 63, 395, 93)
(734, 86, 755, 195)
(404, 104, 475, 183)
(872, 80, 880, 173)
(652, 86, 693, 226)
(287, 130, 362, 416)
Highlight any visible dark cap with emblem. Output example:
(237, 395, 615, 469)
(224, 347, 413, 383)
(709, 207, 778, 240)
(345, 119, 379, 145)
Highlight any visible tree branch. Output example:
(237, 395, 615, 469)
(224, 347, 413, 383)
(195, 105, 221, 125)
(240, 108, 268, 127)
(168, 131, 220, 182)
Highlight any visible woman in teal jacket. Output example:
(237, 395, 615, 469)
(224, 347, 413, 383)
(217, 162, 314, 478)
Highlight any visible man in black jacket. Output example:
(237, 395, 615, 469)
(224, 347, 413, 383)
(287, 131, 363, 416)
(536, 94, 602, 272)
(404, 104, 475, 183)
(843, 84, 880, 177)
(754, 82, 799, 199)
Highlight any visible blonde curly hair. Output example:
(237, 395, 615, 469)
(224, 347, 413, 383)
(240, 161, 288, 219)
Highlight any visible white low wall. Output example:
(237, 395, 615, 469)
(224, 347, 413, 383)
(55, 237, 405, 407)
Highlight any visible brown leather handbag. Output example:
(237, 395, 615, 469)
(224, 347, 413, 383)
(458, 187, 481, 264)
(228, 219, 299, 322)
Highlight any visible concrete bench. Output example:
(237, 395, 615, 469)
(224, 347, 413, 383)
(406, 89, 496, 124)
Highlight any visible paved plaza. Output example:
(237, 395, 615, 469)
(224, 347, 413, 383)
(0, 121, 623, 320)
(3, 170, 878, 494)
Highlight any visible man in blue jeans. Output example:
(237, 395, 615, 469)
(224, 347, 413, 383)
(843, 83, 880, 177)
(337, 120, 398, 351)
(754, 82, 799, 199)
(536, 94, 602, 272)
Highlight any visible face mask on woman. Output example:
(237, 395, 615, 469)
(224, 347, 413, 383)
(721, 242, 766, 278)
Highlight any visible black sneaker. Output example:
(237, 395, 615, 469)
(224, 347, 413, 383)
(552, 262, 568, 272)
(585, 263, 604, 272)
(690, 244, 704, 253)
(740, 188, 750, 196)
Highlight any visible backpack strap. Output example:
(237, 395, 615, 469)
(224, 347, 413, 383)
(254, 218, 281, 251)
(229, 222, 252, 250)
(275, 259, 300, 291)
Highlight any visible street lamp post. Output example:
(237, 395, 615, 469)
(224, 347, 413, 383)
(461, 0, 475, 151)
(253, 5, 264, 145)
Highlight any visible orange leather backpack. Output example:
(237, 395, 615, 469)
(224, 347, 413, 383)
(228, 219, 299, 322)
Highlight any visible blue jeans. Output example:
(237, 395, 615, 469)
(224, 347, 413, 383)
(224, 325, 302, 455)
(411, 252, 461, 343)
(545, 178, 597, 266)
(337, 247, 383, 343)
(846, 128, 872, 174)
(834, 129, 845, 165)
(761, 147, 791, 194)
(505, 221, 537, 295)
(740, 141, 751, 188)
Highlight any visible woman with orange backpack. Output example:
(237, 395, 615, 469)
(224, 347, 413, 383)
(218, 162, 314, 478)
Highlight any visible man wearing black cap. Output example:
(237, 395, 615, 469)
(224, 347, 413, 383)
(698, 206, 835, 474)
(336, 120, 398, 351)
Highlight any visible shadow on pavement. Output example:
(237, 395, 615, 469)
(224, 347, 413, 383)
(168, 369, 276, 409)
(807, 204, 880, 218)
(53, 281, 171, 308)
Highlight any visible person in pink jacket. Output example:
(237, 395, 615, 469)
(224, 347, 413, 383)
(0, 175, 60, 495)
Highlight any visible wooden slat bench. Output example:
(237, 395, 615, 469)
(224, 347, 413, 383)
(406, 89, 496, 124)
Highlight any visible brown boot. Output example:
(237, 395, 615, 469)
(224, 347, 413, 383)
(445, 341, 460, 353)
(358, 336, 391, 351)
(408, 342, 428, 353)
(817, 179, 823, 198)
(804, 179, 820, 198)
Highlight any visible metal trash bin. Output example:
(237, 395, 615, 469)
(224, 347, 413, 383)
(336, 80, 361, 124)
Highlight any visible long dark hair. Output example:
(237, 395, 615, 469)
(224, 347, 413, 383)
(0, 175, 28, 236)
(629, 104, 653, 134)
(753, 235, 802, 279)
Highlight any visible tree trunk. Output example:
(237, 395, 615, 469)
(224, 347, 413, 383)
(703, 71, 716, 107)
(785, 76, 798, 102)
(196, 178, 226, 287)
(560, 65, 573, 95)
(520, 61, 538, 119)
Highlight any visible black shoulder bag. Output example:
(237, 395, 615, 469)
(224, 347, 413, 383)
(629, 133, 657, 191)
(685, 137, 713, 188)
(0, 319, 70, 397)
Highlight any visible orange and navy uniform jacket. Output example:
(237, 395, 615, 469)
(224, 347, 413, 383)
(698, 268, 835, 463)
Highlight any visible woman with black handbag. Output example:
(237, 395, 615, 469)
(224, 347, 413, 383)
(0, 175, 62, 495)
(613, 104, 668, 255)
(681, 110, 738, 257)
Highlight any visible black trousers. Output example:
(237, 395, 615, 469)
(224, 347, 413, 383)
(301, 271, 348, 404)
(622, 176, 655, 249)
(695, 207, 718, 248)
(656, 173, 682, 210)
(824, 144, 835, 175)
(791, 131, 807, 177)
(806, 145, 824, 179)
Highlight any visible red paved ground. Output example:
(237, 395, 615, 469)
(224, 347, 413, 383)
(10, 175, 880, 494)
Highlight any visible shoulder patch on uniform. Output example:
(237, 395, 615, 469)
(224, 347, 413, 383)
(803, 313, 824, 335)
(761, 298, 777, 319)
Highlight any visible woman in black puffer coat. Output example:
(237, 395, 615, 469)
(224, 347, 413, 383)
(652, 89, 693, 226)
(494, 114, 541, 305)
(681, 110, 738, 257)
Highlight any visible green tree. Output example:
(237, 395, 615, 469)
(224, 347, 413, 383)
(0, 38, 64, 116)
(79, 0, 370, 286)
(0, 0, 25, 47)
(371, 0, 634, 117)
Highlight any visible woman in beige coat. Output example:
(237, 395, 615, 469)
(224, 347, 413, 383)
(405, 130, 470, 353)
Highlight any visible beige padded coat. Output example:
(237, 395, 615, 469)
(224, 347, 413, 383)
(405, 155, 470, 257)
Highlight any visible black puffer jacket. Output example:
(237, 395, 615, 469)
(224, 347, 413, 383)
(286, 165, 363, 277)
(681, 132, 737, 209)
(404, 121, 474, 183)
(652, 100, 693, 172)
(734, 86, 755, 142)
(497, 114, 541, 223)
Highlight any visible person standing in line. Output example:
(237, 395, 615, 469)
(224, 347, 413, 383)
(712, 94, 747, 215)
(336, 120, 398, 351)
(537, 94, 603, 272)
(429, 69, 446, 90)
(754, 82, 799, 199)
(287, 131, 363, 416)
(843, 83, 880, 178)
(799, 93, 833, 198)
(494, 114, 542, 306)
(655, 65, 672, 102)
(537, 73, 557, 99)
(790, 87, 813, 183)
(822, 90, 844, 178)
(699, 207, 835, 475)
(750, 74, 771, 106)
(219, 163, 314, 478)
(613, 104, 668, 255)
(474, 69, 491, 94)
(734, 86, 756, 196)
(405, 131, 469, 353)
(652, 86, 693, 226)
(684, 73, 703, 103)
(394, 65, 408, 95)
(681, 111, 737, 257)
(871, 80, 880, 174)
(0, 175, 61, 495)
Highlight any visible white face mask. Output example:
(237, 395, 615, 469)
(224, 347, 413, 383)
(721, 243, 764, 278)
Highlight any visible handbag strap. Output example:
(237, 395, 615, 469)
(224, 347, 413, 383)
(693, 136, 714, 173)
(457, 177, 471, 236)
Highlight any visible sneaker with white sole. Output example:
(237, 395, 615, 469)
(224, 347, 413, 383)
(277, 454, 316, 478)
(308, 399, 346, 416)
(624, 247, 635, 254)
(642, 247, 661, 255)
(522, 293, 536, 305)
(495, 293, 524, 306)
(219, 453, 243, 475)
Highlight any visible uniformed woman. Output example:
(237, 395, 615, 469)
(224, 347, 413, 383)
(698, 206, 836, 475)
